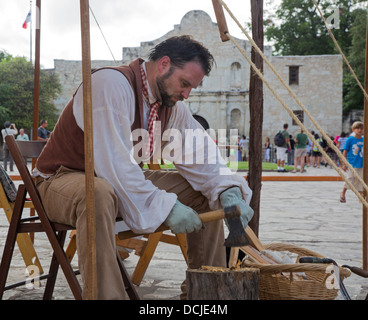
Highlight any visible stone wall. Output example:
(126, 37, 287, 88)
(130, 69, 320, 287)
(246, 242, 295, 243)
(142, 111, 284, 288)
(52, 59, 122, 111)
(264, 55, 343, 140)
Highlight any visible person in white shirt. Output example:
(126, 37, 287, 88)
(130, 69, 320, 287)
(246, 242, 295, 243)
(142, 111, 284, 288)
(16, 128, 30, 164)
(1, 121, 18, 171)
(16, 128, 29, 141)
(34, 36, 253, 299)
(239, 135, 249, 161)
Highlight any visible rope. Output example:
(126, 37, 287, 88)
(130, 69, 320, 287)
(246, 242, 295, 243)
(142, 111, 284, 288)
(89, 5, 118, 66)
(218, 0, 368, 208)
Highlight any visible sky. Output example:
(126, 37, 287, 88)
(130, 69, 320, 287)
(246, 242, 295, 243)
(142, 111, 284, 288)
(0, 0, 278, 69)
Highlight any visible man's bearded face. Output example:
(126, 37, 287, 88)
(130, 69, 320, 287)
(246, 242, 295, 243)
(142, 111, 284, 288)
(156, 61, 205, 108)
(156, 66, 183, 108)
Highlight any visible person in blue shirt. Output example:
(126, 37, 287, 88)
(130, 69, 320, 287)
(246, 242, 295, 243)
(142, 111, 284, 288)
(340, 121, 364, 203)
(37, 119, 50, 141)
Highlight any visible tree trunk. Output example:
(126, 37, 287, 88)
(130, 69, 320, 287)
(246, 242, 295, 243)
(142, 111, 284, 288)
(248, 0, 264, 237)
(186, 267, 259, 300)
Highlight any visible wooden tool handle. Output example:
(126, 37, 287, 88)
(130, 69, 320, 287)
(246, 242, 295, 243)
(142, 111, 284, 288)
(197, 209, 225, 223)
(117, 209, 227, 240)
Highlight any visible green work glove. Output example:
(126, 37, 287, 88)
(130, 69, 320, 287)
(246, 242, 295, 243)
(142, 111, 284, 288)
(219, 187, 254, 228)
(164, 200, 203, 234)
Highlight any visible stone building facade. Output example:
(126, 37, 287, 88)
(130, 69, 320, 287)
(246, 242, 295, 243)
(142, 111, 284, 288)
(50, 10, 343, 142)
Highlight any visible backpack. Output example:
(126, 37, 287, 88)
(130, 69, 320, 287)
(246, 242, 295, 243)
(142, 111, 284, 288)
(0, 164, 17, 202)
(274, 131, 285, 147)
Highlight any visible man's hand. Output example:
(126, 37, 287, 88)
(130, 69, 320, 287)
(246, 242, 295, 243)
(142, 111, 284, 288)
(220, 187, 254, 228)
(164, 200, 203, 234)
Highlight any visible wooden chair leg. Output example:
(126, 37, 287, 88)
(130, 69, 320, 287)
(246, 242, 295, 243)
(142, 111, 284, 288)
(116, 252, 140, 300)
(15, 233, 43, 274)
(131, 232, 162, 286)
(65, 230, 77, 262)
(41, 223, 82, 300)
(175, 234, 188, 264)
(64, 231, 141, 299)
(43, 231, 67, 300)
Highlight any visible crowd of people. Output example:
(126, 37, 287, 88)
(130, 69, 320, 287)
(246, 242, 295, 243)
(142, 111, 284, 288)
(267, 121, 364, 203)
(262, 123, 362, 172)
(290, 128, 359, 171)
(1, 119, 50, 171)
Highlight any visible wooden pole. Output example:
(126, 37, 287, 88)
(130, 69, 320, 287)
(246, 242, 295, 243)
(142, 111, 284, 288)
(80, 0, 97, 299)
(30, 0, 41, 242)
(32, 0, 40, 142)
(248, 0, 264, 236)
(212, 0, 230, 42)
(362, 8, 368, 271)
(30, 0, 33, 64)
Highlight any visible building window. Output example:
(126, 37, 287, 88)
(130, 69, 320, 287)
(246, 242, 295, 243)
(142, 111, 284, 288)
(292, 110, 304, 125)
(289, 66, 299, 85)
(230, 62, 241, 88)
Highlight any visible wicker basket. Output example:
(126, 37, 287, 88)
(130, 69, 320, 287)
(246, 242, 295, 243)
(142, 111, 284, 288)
(242, 243, 351, 300)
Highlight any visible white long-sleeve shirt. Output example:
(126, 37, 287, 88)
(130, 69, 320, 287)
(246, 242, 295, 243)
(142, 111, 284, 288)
(71, 65, 252, 234)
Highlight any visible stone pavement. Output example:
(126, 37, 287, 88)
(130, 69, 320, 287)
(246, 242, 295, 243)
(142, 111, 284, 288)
(1, 164, 367, 300)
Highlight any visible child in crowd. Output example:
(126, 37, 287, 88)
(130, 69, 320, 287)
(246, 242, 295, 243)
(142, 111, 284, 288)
(264, 137, 271, 162)
(340, 121, 364, 203)
(312, 133, 322, 168)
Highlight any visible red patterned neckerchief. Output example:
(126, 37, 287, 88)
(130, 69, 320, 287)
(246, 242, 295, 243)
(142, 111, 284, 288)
(140, 64, 161, 159)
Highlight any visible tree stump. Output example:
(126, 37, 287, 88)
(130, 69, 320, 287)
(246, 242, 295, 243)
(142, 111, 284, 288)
(186, 266, 259, 300)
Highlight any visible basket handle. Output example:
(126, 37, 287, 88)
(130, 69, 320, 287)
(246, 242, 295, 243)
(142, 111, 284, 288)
(243, 261, 348, 274)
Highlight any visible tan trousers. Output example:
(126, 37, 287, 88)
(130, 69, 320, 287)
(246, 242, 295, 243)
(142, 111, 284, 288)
(36, 166, 226, 300)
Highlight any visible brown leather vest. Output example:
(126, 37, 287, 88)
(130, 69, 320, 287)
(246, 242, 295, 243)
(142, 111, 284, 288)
(36, 58, 172, 174)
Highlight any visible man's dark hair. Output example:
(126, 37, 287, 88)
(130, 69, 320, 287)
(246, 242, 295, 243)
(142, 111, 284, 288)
(283, 123, 288, 129)
(148, 35, 214, 76)
(40, 119, 47, 125)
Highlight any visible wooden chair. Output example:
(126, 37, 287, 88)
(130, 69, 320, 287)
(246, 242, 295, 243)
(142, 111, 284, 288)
(67, 229, 187, 286)
(0, 135, 139, 300)
(116, 230, 187, 286)
(65, 163, 188, 286)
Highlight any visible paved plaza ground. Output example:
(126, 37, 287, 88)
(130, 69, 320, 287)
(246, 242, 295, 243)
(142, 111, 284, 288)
(1, 164, 367, 300)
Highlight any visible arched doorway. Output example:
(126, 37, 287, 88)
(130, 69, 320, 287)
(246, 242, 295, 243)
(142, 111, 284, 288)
(230, 108, 242, 131)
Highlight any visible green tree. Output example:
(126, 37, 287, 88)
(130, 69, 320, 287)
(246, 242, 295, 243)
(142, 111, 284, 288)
(0, 50, 13, 62)
(0, 52, 61, 137)
(265, 0, 358, 56)
(343, 8, 367, 113)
